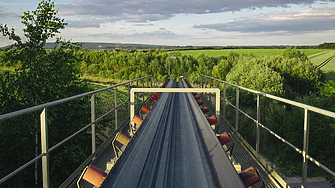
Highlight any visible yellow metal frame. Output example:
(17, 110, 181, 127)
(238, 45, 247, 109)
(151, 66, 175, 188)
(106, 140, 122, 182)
(130, 88, 220, 131)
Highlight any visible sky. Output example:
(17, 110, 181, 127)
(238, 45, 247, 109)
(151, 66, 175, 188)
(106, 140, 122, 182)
(0, 0, 335, 47)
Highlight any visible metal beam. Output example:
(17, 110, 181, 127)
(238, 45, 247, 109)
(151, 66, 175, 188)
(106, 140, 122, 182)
(115, 87, 118, 131)
(256, 94, 261, 153)
(91, 95, 96, 153)
(40, 108, 50, 188)
(302, 109, 310, 188)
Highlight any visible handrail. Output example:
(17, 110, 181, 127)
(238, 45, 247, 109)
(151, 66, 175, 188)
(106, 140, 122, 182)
(197, 75, 335, 187)
(202, 75, 335, 118)
(0, 75, 158, 187)
(0, 75, 152, 122)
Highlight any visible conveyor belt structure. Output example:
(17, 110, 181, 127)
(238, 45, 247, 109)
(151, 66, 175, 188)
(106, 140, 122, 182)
(100, 80, 245, 187)
(68, 79, 288, 188)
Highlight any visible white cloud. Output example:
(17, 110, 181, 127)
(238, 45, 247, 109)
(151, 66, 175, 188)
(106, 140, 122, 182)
(193, 5, 335, 33)
(89, 28, 177, 40)
(0, 6, 19, 18)
(56, 0, 335, 28)
(67, 19, 101, 28)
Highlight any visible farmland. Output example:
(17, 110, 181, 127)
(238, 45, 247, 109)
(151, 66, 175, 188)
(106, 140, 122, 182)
(309, 50, 335, 72)
(178, 48, 329, 57)
(177, 48, 335, 72)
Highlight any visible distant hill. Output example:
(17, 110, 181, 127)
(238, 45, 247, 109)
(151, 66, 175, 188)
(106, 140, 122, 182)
(44, 42, 178, 50)
(1, 42, 319, 51)
(0, 42, 180, 50)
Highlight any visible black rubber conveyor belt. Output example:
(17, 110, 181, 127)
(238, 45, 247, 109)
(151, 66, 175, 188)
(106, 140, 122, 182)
(100, 81, 245, 188)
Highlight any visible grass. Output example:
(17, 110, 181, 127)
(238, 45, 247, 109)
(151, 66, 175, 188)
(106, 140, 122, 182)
(81, 75, 126, 87)
(308, 51, 335, 72)
(177, 48, 335, 72)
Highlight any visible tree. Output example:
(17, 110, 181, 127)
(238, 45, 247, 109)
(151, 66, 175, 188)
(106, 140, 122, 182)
(0, 1, 90, 187)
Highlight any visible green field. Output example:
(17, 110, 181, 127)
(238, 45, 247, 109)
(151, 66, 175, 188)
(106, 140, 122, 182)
(309, 50, 335, 72)
(177, 49, 329, 57)
(177, 48, 335, 72)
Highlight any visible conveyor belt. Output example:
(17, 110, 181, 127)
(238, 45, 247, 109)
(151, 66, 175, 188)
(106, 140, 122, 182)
(201, 94, 288, 188)
(100, 81, 245, 188)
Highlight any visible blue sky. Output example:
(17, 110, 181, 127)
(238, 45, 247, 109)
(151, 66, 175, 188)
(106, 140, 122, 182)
(1, 0, 335, 47)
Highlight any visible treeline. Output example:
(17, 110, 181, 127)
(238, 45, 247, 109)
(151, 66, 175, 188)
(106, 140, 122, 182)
(0, 47, 323, 100)
(168, 45, 315, 52)
(316, 42, 335, 49)
(66, 47, 321, 98)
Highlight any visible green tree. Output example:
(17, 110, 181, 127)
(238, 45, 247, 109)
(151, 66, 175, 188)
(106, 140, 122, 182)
(0, 0, 90, 187)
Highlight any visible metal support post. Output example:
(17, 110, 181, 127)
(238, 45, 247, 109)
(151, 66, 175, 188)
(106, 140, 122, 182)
(142, 79, 144, 104)
(147, 77, 149, 99)
(202, 76, 204, 88)
(235, 88, 239, 132)
(169, 59, 171, 76)
(115, 87, 118, 131)
(215, 88, 221, 133)
(205, 77, 207, 99)
(150, 76, 153, 97)
(256, 94, 261, 153)
(215, 80, 218, 107)
(209, 79, 212, 102)
(91, 95, 96, 153)
(40, 108, 50, 188)
(136, 80, 139, 109)
(223, 83, 226, 119)
(128, 84, 130, 119)
(302, 109, 310, 188)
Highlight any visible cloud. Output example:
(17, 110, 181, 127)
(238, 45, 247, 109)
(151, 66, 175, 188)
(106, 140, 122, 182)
(193, 5, 335, 33)
(134, 28, 176, 37)
(67, 19, 101, 28)
(0, 6, 19, 18)
(91, 28, 177, 39)
(56, 0, 335, 28)
(133, 23, 154, 26)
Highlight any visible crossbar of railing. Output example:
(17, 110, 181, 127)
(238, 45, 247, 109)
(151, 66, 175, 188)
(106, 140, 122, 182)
(0, 75, 158, 187)
(199, 75, 335, 188)
(49, 100, 128, 153)
(221, 96, 258, 123)
(0, 75, 152, 122)
(0, 153, 45, 184)
(202, 75, 335, 118)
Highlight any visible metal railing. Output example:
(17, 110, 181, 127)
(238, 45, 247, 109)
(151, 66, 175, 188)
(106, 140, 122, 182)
(0, 75, 160, 187)
(193, 75, 335, 188)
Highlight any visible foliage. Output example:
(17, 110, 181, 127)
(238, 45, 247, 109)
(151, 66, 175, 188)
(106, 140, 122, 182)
(316, 42, 335, 49)
(223, 48, 321, 105)
(0, 1, 90, 187)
